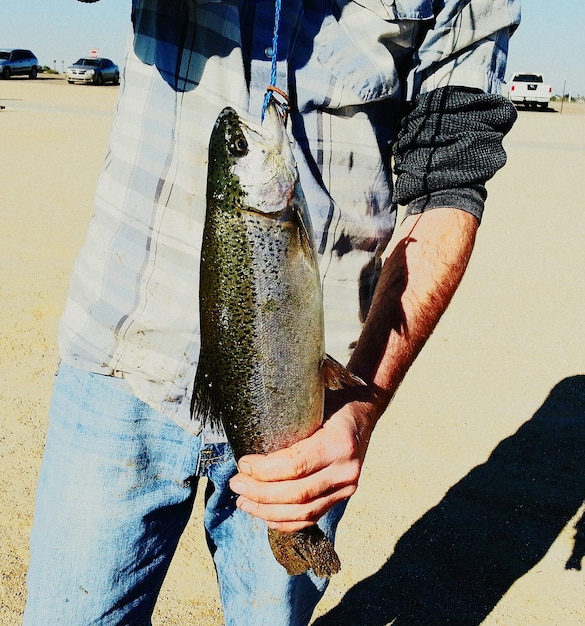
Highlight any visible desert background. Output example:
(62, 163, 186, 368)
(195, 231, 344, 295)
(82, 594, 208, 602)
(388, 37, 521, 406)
(1, 75, 584, 625)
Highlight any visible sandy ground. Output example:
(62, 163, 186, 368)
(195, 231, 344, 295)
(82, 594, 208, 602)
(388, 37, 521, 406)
(1, 75, 584, 625)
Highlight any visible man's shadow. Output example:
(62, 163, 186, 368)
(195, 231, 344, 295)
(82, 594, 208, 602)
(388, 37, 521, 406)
(314, 375, 585, 626)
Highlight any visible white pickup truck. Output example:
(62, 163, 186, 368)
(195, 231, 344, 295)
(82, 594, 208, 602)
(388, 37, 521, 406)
(507, 73, 552, 110)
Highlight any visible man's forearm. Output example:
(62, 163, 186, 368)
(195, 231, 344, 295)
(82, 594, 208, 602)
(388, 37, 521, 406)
(344, 206, 478, 431)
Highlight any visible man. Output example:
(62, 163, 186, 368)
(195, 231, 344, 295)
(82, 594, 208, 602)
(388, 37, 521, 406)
(24, 0, 520, 624)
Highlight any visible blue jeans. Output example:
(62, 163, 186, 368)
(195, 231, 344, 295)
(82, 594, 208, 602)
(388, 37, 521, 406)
(24, 364, 345, 625)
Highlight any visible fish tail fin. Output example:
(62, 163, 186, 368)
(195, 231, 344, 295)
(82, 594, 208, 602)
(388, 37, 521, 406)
(321, 354, 366, 390)
(267, 526, 341, 578)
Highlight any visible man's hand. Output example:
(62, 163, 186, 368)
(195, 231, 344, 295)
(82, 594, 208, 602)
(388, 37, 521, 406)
(230, 396, 375, 533)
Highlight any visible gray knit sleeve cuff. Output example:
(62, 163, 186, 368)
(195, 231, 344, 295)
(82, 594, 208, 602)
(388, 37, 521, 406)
(404, 186, 486, 222)
(393, 86, 517, 224)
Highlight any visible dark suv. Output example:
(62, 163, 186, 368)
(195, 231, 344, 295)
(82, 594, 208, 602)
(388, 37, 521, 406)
(0, 49, 40, 79)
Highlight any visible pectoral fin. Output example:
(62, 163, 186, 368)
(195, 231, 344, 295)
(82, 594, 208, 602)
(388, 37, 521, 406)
(321, 355, 366, 390)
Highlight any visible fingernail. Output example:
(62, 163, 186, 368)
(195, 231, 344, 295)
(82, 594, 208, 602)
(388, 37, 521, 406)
(238, 459, 251, 474)
(230, 477, 245, 494)
(237, 498, 252, 513)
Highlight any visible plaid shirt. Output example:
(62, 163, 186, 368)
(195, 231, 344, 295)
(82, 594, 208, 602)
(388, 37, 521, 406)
(61, 0, 520, 433)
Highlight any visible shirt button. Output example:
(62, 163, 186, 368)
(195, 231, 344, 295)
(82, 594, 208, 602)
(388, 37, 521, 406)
(264, 46, 274, 59)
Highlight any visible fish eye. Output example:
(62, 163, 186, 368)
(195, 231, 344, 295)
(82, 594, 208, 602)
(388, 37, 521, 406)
(231, 137, 248, 156)
(227, 130, 248, 156)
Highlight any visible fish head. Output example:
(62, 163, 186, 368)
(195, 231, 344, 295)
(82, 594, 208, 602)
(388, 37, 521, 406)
(208, 100, 298, 217)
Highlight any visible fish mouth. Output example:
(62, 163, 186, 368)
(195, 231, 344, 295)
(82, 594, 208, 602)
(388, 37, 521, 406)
(239, 97, 293, 163)
(215, 97, 291, 160)
(227, 99, 298, 215)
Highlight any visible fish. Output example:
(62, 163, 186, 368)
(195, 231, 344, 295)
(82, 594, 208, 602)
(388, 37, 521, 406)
(192, 98, 364, 578)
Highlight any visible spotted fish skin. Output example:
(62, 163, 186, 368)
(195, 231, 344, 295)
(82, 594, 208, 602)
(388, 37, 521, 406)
(193, 100, 359, 577)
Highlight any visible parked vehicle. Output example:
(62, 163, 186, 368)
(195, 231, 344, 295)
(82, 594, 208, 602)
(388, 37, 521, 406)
(508, 73, 552, 110)
(66, 57, 120, 85)
(0, 49, 40, 79)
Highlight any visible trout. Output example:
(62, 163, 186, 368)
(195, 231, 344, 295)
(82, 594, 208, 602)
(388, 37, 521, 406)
(192, 99, 363, 578)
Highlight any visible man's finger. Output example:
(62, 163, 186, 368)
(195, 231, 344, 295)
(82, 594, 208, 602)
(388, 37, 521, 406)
(230, 460, 358, 504)
(237, 434, 333, 481)
(235, 483, 356, 528)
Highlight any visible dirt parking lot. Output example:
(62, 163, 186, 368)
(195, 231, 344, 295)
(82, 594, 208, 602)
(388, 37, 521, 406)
(1, 76, 584, 624)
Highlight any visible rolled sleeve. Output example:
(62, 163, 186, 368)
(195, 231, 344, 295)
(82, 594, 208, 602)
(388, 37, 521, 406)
(392, 86, 518, 223)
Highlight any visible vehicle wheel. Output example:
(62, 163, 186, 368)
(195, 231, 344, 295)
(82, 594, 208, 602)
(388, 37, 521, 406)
(94, 72, 104, 85)
(2, 67, 10, 80)
(539, 103, 548, 110)
(29, 66, 38, 79)
(112, 72, 120, 86)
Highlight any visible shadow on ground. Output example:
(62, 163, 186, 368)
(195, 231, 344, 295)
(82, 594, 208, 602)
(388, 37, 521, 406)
(516, 105, 558, 113)
(314, 376, 585, 626)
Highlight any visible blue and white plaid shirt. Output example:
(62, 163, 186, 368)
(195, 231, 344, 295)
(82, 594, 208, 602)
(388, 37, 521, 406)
(61, 0, 520, 433)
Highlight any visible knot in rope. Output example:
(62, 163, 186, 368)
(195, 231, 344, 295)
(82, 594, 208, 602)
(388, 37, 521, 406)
(261, 0, 289, 123)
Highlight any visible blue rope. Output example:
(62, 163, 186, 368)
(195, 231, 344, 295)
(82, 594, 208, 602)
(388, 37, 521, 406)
(261, 0, 284, 121)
